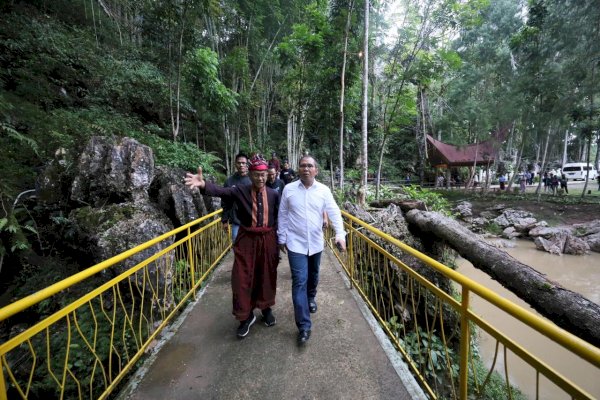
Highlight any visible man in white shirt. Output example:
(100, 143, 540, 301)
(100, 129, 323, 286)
(278, 155, 346, 345)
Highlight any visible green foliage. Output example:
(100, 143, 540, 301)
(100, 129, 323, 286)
(402, 329, 459, 385)
(185, 47, 238, 114)
(95, 58, 170, 115)
(387, 318, 459, 387)
(469, 355, 528, 400)
(366, 185, 396, 203)
(485, 222, 503, 236)
(127, 130, 221, 173)
(0, 122, 39, 155)
(402, 186, 453, 215)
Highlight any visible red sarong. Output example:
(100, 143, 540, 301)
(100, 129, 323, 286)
(231, 226, 279, 320)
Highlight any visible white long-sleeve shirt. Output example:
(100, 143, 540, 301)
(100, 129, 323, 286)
(277, 179, 346, 256)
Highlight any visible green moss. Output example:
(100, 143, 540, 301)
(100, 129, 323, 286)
(71, 204, 137, 232)
(485, 222, 503, 235)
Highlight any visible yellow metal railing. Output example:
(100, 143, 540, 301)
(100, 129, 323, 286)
(327, 210, 600, 400)
(0, 210, 230, 400)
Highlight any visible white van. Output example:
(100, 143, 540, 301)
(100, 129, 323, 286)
(561, 163, 598, 181)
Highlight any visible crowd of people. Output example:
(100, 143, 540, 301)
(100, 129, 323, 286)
(184, 152, 346, 346)
(494, 170, 569, 195)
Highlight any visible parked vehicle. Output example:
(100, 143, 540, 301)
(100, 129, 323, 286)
(561, 163, 598, 181)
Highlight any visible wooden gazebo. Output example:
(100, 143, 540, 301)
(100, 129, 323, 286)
(426, 126, 510, 186)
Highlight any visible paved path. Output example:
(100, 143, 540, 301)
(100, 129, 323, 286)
(119, 249, 424, 400)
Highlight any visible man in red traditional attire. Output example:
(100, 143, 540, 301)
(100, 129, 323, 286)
(185, 155, 280, 338)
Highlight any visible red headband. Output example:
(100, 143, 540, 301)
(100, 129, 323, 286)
(249, 155, 268, 171)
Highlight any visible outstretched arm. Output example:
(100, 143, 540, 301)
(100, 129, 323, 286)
(184, 167, 206, 189)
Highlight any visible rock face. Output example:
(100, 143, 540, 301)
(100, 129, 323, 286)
(71, 136, 155, 205)
(151, 165, 214, 226)
(36, 136, 215, 307)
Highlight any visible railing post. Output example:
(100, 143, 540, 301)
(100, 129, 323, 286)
(459, 285, 471, 399)
(187, 227, 196, 299)
(0, 365, 7, 400)
(348, 221, 354, 289)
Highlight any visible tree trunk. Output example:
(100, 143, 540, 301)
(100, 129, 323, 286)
(595, 136, 600, 171)
(404, 209, 600, 347)
(338, 0, 354, 192)
(562, 129, 569, 167)
(358, 0, 369, 207)
(415, 86, 429, 185)
(535, 127, 551, 199)
(507, 133, 525, 191)
(580, 134, 592, 200)
(287, 110, 304, 169)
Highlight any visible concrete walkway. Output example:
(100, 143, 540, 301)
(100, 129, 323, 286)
(119, 249, 424, 400)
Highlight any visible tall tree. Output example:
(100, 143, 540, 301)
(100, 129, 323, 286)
(357, 0, 370, 207)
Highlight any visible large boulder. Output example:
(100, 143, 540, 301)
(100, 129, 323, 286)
(563, 235, 590, 255)
(573, 220, 600, 236)
(528, 226, 572, 238)
(69, 202, 174, 268)
(584, 232, 600, 252)
(492, 208, 535, 228)
(502, 226, 522, 239)
(71, 136, 154, 205)
(513, 218, 539, 233)
(69, 201, 175, 306)
(453, 201, 473, 219)
(534, 234, 567, 255)
(150, 166, 215, 226)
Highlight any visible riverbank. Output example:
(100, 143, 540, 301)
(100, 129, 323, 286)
(439, 190, 600, 226)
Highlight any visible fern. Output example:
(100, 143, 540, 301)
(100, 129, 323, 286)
(1, 123, 39, 155)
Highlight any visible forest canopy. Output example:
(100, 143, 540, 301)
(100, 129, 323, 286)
(1, 0, 599, 231)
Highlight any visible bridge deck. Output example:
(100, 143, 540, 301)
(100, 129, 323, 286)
(118, 249, 422, 400)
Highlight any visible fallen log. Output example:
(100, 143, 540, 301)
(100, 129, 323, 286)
(405, 209, 600, 347)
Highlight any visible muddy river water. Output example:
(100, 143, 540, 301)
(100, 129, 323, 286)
(456, 240, 600, 399)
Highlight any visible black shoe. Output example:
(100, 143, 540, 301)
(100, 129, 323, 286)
(262, 308, 276, 327)
(308, 299, 317, 314)
(297, 330, 311, 346)
(236, 313, 256, 338)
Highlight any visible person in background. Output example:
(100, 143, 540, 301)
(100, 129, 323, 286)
(597, 174, 600, 191)
(560, 174, 569, 194)
(436, 175, 445, 188)
(543, 171, 549, 192)
(278, 155, 346, 346)
(266, 164, 285, 195)
(223, 153, 251, 241)
(280, 160, 296, 185)
(519, 173, 527, 193)
(184, 155, 280, 339)
(499, 174, 507, 190)
(404, 174, 411, 185)
(268, 152, 281, 173)
(550, 173, 559, 195)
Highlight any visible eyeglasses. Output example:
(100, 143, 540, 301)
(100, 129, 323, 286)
(299, 163, 315, 169)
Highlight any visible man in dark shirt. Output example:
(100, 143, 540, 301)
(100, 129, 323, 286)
(185, 155, 280, 339)
(223, 153, 251, 241)
(266, 164, 285, 195)
(279, 160, 296, 185)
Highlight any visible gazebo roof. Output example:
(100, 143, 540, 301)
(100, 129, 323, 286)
(426, 126, 509, 168)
